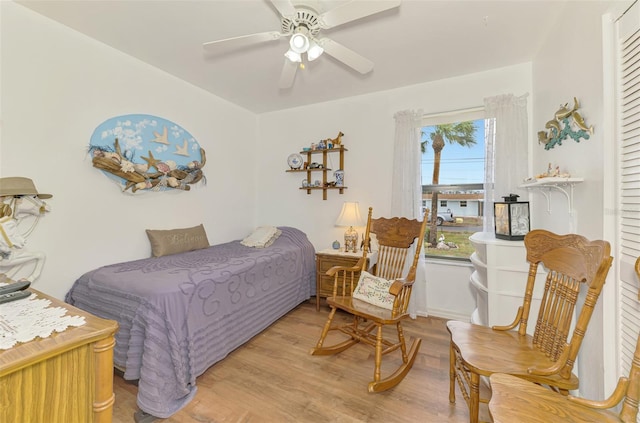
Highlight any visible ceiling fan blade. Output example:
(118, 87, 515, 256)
(270, 0, 296, 19)
(320, 0, 401, 29)
(203, 31, 283, 54)
(319, 38, 373, 74)
(279, 58, 298, 89)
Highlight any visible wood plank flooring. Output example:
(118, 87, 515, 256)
(112, 300, 487, 422)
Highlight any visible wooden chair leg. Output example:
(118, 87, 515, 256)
(368, 337, 421, 393)
(449, 341, 456, 404)
(310, 307, 337, 353)
(310, 306, 359, 356)
(397, 322, 408, 362)
(373, 324, 383, 384)
(469, 371, 480, 423)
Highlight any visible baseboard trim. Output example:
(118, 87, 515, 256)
(426, 308, 472, 321)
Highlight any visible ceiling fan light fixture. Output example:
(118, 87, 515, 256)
(307, 40, 324, 61)
(289, 27, 310, 54)
(284, 49, 302, 63)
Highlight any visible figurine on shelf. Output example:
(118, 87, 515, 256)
(330, 131, 344, 146)
(534, 162, 571, 179)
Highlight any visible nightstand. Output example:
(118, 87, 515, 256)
(315, 249, 369, 311)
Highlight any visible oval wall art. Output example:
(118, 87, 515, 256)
(89, 114, 206, 193)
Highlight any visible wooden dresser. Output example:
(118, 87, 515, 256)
(0, 288, 118, 423)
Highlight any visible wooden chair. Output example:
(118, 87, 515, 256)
(447, 229, 613, 423)
(310, 207, 428, 392)
(488, 255, 640, 423)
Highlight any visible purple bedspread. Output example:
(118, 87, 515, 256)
(65, 226, 316, 418)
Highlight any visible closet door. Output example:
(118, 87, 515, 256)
(617, 0, 640, 392)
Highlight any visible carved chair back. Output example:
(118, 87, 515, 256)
(519, 230, 612, 378)
(364, 211, 426, 281)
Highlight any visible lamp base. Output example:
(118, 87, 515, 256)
(344, 226, 358, 253)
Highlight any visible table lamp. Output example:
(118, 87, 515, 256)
(335, 201, 364, 253)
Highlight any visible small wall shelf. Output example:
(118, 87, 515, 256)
(286, 146, 347, 200)
(519, 177, 584, 215)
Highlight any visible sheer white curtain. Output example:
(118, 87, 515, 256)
(391, 110, 426, 317)
(483, 94, 529, 232)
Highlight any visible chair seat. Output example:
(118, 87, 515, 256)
(489, 373, 620, 423)
(447, 320, 579, 390)
(328, 296, 407, 324)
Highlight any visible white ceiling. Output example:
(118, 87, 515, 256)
(17, 0, 574, 114)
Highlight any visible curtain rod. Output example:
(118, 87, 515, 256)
(422, 106, 484, 120)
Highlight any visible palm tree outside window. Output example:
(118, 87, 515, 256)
(421, 114, 489, 259)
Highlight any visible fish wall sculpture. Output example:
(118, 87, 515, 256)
(537, 97, 593, 150)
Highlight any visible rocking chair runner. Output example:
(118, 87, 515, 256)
(310, 207, 428, 392)
(447, 229, 613, 423)
(488, 256, 640, 423)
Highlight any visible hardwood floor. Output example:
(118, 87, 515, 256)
(112, 300, 486, 422)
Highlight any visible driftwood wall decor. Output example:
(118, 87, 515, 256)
(89, 114, 206, 193)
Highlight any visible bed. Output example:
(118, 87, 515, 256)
(65, 226, 316, 418)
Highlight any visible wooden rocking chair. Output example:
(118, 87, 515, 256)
(447, 229, 613, 423)
(488, 256, 640, 423)
(310, 207, 428, 392)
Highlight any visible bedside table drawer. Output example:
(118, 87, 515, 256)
(318, 255, 361, 273)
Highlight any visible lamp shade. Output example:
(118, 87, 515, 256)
(307, 40, 324, 61)
(284, 49, 302, 63)
(335, 202, 364, 227)
(336, 202, 363, 253)
(289, 27, 310, 54)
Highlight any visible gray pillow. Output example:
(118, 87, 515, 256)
(146, 224, 209, 257)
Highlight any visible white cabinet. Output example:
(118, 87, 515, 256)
(468, 232, 545, 331)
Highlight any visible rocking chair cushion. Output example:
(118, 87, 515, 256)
(353, 270, 394, 310)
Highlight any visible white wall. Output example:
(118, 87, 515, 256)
(255, 63, 532, 317)
(1, 3, 258, 299)
(531, 0, 620, 399)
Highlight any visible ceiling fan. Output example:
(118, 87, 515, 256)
(202, 0, 401, 89)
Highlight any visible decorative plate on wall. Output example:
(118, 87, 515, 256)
(89, 114, 206, 193)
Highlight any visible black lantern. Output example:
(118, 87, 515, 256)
(494, 194, 530, 241)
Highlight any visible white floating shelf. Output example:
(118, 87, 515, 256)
(519, 177, 584, 214)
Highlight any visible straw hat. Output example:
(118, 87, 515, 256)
(0, 177, 52, 199)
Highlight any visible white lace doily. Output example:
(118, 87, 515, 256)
(0, 288, 86, 350)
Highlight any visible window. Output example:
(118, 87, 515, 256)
(420, 110, 489, 260)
